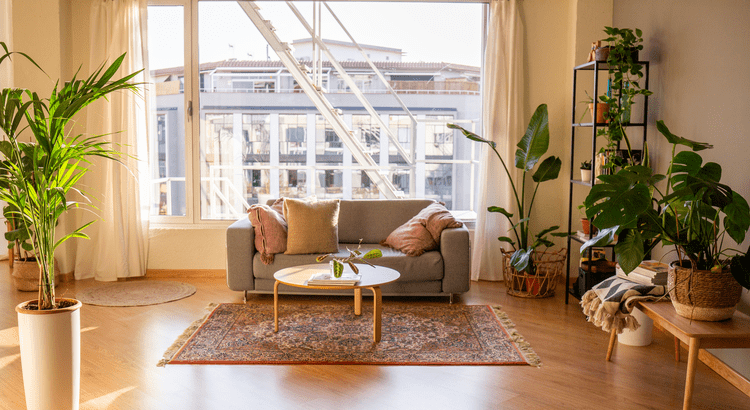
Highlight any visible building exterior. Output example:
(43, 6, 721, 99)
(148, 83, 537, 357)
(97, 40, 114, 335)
(151, 39, 481, 219)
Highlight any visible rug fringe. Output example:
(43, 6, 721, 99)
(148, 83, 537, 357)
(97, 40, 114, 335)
(157, 303, 218, 367)
(491, 306, 541, 368)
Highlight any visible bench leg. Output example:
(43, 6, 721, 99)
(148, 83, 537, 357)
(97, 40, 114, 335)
(606, 328, 617, 361)
(243, 290, 247, 303)
(449, 293, 454, 304)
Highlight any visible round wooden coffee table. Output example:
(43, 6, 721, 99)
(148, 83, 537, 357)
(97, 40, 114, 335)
(273, 264, 400, 342)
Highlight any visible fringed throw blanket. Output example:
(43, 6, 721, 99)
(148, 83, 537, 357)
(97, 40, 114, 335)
(581, 276, 668, 334)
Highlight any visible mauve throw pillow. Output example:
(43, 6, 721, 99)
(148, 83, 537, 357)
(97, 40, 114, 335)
(381, 202, 463, 256)
(420, 202, 463, 244)
(284, 198, 340, 255)
(247, 204, 288, 264)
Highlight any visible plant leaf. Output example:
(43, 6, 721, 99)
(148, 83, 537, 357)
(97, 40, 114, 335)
(363, 249, 382, 259)
(531, 156, 562, 183)
(657, 120, 712, 151)
(515, 104, 549, 171)
(614, 228, 646, 274)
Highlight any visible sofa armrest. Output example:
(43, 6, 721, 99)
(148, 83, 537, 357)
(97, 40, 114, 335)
(226, 217, 255, 291)
(440, 225, 471, 293)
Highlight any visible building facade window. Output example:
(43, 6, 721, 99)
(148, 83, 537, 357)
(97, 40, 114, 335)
(148, 0, 483, 222)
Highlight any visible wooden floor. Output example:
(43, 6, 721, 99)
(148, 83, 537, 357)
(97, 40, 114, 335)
(1, 263, 748, 410)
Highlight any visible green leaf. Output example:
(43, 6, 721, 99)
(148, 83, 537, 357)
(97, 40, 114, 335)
(657, 121, 713, 151)
(510, 248, 534, 273)
(447, 123, 497, 150)
(531, 156, 562, 183)
(497, 236, 515, 244)
(579, 226, 618, 254)
(535, 225, 560, 238)
(515, 104, 549, 171)
(614, 228, 646, 274)
(584, 168, 652, 229)
(724, 192, 750, 244)
(487, 206, 513, 219)
(332, 260, 344, 278)
(730, 248, 750, 289)
(363, 249, 382, 259)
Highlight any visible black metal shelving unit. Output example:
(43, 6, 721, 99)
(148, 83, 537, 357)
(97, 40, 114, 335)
(564, 60, 650, 304)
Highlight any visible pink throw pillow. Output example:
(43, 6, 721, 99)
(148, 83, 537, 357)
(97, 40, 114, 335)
(248, 204, 288, 264)
(380, 202, 462, 256)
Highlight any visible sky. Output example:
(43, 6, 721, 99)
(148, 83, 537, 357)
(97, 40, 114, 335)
(148, 1, 483, 70)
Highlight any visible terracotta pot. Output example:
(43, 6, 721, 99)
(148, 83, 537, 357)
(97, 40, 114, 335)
(588, 102, 609, 124)
(668, 261, 742, 321)
(501, 248, 567, 298)
(580, 218, 597, 235)
(16, 298, 82, 410)
(11, 258, 60, 292)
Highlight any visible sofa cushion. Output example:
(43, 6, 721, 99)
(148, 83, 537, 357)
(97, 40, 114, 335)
(380, 202, 462, 256)
(284, 198, 340, 254)
(247, 204, 287, 264)
(253, 243, 444, 282)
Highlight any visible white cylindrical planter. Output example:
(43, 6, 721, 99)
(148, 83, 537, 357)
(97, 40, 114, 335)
(618, 306, 653, 346)
(580, 169, 592, 182)
(16, 299, 81, 410)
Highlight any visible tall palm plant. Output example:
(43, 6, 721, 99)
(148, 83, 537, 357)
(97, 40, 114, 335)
(0, 44, 141, 310)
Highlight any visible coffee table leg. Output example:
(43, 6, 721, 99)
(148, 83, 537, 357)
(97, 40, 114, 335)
(354, 288, 362, 315)
(274, 280, 280, 333)
(371, 286, 382, 343)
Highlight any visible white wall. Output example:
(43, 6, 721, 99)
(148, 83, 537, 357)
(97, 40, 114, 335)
(614, 0, 750, 380)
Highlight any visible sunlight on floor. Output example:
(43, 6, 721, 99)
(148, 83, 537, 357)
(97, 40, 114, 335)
(0, 326, 19, 347)
(81, 386, 136, 410)
(81, 326, 98, 333)
(0, 352, 20, 369)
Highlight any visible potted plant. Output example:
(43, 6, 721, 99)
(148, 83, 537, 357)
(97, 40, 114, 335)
(580, 160, 592, 182)
(448, 104, 568, 297)
(0, 44, 140, 409)
(581, 121, 750, 321)
(596, 27, 653, 173)
(316, 239, 382, 277)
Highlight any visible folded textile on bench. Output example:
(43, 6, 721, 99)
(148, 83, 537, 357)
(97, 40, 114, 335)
(581, 276, 668, 334)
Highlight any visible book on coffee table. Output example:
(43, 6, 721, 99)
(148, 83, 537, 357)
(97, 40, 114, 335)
(306, 272, 362, 286)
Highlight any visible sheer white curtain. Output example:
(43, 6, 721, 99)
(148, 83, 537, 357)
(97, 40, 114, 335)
(472, 0, 524, 281)
(69, 0, 150, 280)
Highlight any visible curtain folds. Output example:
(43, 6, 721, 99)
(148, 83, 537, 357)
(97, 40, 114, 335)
(66, 0, 150, 281)
(471, 0, 524, 281)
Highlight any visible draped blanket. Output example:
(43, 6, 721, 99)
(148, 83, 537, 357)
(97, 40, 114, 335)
(581, 276, 668, 334)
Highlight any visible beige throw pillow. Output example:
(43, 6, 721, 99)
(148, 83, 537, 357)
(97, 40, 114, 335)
(284, 198, 340, 254)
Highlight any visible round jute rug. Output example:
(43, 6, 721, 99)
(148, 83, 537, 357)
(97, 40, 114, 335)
(76, 281, 196, 307)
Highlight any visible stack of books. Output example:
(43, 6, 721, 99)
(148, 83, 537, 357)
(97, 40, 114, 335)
(306, 272, 362, 286)
(615, 260, 669, 285)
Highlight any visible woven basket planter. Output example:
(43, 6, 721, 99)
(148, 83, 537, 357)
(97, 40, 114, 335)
(502, 248, 567, 298)
(11, 258, 59, 292)
(668, 262, 742, 321)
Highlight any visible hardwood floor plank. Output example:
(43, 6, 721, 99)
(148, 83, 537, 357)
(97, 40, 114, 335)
(1, 264, 748, 409)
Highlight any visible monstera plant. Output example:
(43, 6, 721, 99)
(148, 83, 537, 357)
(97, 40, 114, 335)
(581, 121, 750, 289)
(449, 104, 567, 274)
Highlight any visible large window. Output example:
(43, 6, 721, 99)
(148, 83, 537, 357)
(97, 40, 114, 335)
(148, 0, 483, 221)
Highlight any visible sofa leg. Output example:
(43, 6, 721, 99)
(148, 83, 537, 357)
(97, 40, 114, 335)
(243, 290, 247, 303)
(449, 293, 454, 304)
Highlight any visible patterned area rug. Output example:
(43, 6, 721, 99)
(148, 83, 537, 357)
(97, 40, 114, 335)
(159, 303, 540, 366)
(76, 281, 196, 307)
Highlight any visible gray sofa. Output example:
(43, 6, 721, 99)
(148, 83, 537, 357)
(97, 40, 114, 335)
(226, 199, 471, 302)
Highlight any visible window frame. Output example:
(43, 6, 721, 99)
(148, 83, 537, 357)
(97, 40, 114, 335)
(148, 0, 487, 226)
